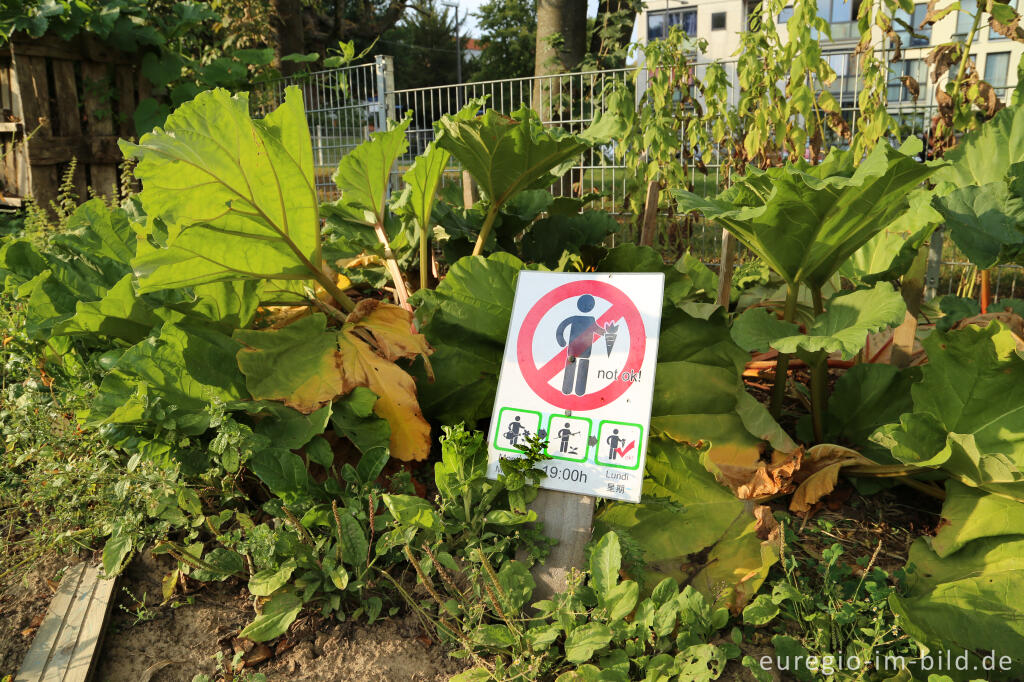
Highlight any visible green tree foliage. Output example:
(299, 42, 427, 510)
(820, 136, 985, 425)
(380, 0, 462, 89)
(469, 0, 536, 82)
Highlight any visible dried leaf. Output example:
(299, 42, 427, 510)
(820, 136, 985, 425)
(346, 299, 432, 364)
(789, 444, 876, 513)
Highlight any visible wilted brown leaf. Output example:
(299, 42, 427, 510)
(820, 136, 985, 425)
(708, 448, 803, 500)
(789, 444, 876, 513)
(954, 312, 1024, 349)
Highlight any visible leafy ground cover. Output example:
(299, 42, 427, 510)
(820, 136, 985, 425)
(3, 75, 1024, 682)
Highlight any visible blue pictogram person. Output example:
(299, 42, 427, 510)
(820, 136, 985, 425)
(556, 295, 610, 396)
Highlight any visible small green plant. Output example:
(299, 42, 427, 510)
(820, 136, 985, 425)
(191, 651, 268, 682)
(740, 516, 916, 681)
(118, 587, 158, 627)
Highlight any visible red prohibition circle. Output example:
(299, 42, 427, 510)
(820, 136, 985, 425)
(516, 280, 646, 412)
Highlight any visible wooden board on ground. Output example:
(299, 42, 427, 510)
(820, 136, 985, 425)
(15, 562, 118, 682)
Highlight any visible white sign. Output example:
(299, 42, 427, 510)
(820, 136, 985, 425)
(486, 272, 665, 502)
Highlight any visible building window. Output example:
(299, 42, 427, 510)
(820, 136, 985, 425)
(955, 0, 977, 39)
(887, 59, 927, 101)
(712, 11, 727, 29)
(893, 3, 931, 47)
(985, 51, 1011, 89)
(648, 8, 698, 40)
(991, 0, 1018, 38)
(779, 5, 794, 22)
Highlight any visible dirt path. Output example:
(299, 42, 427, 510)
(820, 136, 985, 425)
(1, 551, 467, 681)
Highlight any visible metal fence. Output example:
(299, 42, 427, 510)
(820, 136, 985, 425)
(253, 56, 394, 199)
(252, 53, 1023, 304)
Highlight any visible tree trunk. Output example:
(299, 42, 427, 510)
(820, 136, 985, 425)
(534, 0, 588, 78)
(535, 0, 587, 196)
(271, 0, 306, 76)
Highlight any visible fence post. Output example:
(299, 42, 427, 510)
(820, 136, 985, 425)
(375, 55, 396, 131)
(375, 55, 397, 193)
(924, 227, 944, 302)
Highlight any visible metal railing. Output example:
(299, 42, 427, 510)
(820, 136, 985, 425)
(254, 53, 1022, 304)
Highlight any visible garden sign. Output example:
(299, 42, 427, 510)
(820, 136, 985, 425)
(487, 272, 665, 502)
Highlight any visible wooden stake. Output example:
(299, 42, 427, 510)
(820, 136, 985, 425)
(891, 245, 928, 368)
(462, 169, 477, 209)
(716, 229, 736, 308)
(519, 490, 594, 601)
(639, 180, 659, 247)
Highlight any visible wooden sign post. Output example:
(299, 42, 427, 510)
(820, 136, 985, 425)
(489, 272, 665, 598)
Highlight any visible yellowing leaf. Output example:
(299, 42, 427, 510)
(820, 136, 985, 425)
(235, 315, 344, 414)
(337, 327, 431, 461)
(346, 299, 432, 365)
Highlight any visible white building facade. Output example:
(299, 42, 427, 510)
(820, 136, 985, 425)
(638, 0, 1023, 105)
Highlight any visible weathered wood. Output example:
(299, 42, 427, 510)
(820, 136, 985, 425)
(82, 63, 117, 198)
(639, 180, 659, 247)
(716, 229, 736, 308)
(461, 169, 477, 209)
(22, 136, 123, 166)
(16, 563, 85, 682)
(522, 489, 594, 601)
(12, 35, 137, 65)
(15, 562, 117, 682)
(50, 61, 81, 138)
(114, 68, 136, 139)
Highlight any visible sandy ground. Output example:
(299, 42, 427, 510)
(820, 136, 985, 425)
(1, 550, 467, 682)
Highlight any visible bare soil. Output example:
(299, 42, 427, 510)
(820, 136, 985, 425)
(1, 550, 467, 682)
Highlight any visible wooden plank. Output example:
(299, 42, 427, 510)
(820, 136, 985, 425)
(6, 48, 32, 200)
(88, 164, 118, 197)
(15, 563, 86, 682)
(23, 135, 122, 166)
(50, 61, 81, 138)
(114, 67, 136, 139)
(63, 569, 117, 682)
(45, 564, 100, 678)
(0, 121, 19, 132)
(12, 35, 134, 65)
(14, 55, 49, 134)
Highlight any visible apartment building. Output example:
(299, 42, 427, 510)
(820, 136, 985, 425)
(638, 0, 1023, 105)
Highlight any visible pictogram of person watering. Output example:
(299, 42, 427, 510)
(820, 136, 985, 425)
(555, 295, 617, 396)
(605, 428, 628, 461)
(503, 416, 529, 446)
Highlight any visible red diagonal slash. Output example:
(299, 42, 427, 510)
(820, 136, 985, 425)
(615, 440, 635, 458)
(537, 305, 627, 382)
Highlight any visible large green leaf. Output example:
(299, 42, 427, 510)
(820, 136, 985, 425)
(931, 481, 1024, 558)
(435, 105, 619, 208)
(235, 314, 345, 414)
(932, 101, 1024, 189)
(731, 284, 907, 360)
(401, 100, 481, 235)
(674, 144, 936, 289)
(931, 174, 1024, 269)
(122, 86, 319, 297)
(890, 535, 1024, 670)
(331, 117, 410, 226)
(802, 363, 920, 462)
(53, 275, 162, 342)
(239, 591, 303, 642)
(596, 438, 776, 610)
(653, 309, 795, 470)
(884, 322, 1024, 501)
(88, 321, 248, 434)
(839, 188, 941, 285)
(411, 252, 524, 424)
